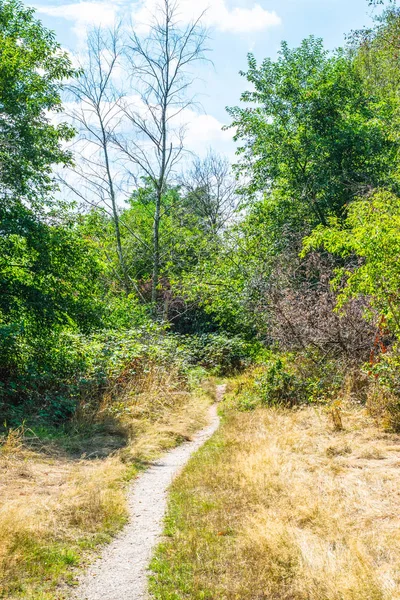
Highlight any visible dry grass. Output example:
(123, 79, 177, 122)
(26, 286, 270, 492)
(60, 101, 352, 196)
(0, 367, 212, 599)
(150, 396, 400, 599)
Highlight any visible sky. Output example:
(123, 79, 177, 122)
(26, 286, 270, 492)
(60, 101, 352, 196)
(32, 0, 377, 159)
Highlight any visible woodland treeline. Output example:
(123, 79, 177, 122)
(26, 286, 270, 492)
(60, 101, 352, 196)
(1, 0, 400, 427)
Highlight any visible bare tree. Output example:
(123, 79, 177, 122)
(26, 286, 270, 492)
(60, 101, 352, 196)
(64, 26, 148, 295)
(113, 0, 208, 305)
(180, 151, 239, 235)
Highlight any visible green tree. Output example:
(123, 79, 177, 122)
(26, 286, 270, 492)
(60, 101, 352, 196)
(227, 37, 397, 226)
(0, 0, 87, 330)
(122, 182, 208, 286)
(352, 5, 400, 100)
(0, 0, 76, 202)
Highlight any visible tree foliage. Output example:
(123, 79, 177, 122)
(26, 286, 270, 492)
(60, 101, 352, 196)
(0, 0, 75, 202)
(227, 37, 397, 225)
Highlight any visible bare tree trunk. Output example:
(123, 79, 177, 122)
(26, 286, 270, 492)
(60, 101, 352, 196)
(100, 121, 130, 294)
(64, 26, 149, 298)
(152, 188, 162, 303)
(113, 0, 208, 314)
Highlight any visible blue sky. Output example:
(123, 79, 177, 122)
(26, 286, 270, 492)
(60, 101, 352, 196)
(33, 0, 377, 157)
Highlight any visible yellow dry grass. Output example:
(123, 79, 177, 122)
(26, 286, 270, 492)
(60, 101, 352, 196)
(151, 399, 400, 600)
(0, 367, 212, 599)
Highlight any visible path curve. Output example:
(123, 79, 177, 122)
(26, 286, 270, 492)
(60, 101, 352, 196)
(73, 385, 224, 600)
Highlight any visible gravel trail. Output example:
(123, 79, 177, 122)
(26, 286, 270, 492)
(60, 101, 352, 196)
(73, 385, 224, 600)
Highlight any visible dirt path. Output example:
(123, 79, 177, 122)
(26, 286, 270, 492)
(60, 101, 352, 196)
(73, 385, 224, 600)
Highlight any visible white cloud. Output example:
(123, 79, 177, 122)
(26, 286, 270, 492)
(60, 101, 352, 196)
(36, 1, 118, 25)
(35, 2, 119, 43)
(35, 0, 280, 43)
(132, 0, 281, 35)
(185, 113, 229, 143)
(209, 2, 281, 33)
(180, 112, 236, 158)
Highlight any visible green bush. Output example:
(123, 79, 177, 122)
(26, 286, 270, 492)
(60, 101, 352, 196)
(369, 347, 400, 396)
(228, 352, 347, 412)
(0, 320, 264, 427)
(0, 325, 254, 426)
(181, 333, 254, 376)
(0, 323, 165, 426)
(295, 352, 346, 404)
(254, 357, 307, 406)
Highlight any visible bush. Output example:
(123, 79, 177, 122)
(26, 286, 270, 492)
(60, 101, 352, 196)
(181, 333, 254, 376)
(254, 358, 307, 406)
(367, 347, 400, 431)
(0, 325, 255, 426)
(266, 250, 374, 360)
(227, 352, 348, 412)
(225, 357, 307, 411)
(0, 323, 168, 426)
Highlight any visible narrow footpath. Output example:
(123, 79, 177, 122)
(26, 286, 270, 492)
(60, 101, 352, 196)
(73, 385, 224, 600)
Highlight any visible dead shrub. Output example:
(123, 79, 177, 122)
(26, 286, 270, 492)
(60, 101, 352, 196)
(253, 249, 375, 360)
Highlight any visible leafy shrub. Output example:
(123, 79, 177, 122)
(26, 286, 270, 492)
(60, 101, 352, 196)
(181, 333, 254, 376)
(295, 352, 347, 404)
(254, 358, 307, 406)
(0, 323, 167, 425)
(0, 324, 254, 426)
(226, 352, 348, 412)
(303, 190, 400, 341)
(224, 358, 307, 412)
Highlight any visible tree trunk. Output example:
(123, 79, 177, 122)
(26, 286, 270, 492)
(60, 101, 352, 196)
(112, 199, 130, 295)
(152, 188, 161, 305)
(101, 124, 131, 295)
